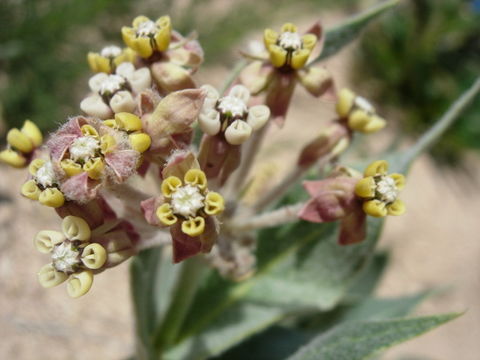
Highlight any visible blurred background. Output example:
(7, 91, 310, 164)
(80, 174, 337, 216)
(0, 0, 479, 359)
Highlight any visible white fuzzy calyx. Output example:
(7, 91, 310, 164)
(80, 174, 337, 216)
(69, 136, 100, 162)
(100, 74, 126, 95)
(354, 96, 375, 114)
(137, 20, 158, 37)
(35, 161, 56, 187)
(52, 242, 81, 273)
(100, 45, 122, 58)
(217, 96, 247, 118)
(376, 176, 398, 203)
(171, 185, 205, 218)
(278, 31, 302, 50)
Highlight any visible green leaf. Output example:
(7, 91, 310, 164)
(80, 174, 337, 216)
(164, 302, 287, 360)
(214, 291, 431, 360)
(130, 248, 179, 359)
(286, 313, 461, 360)
(313, 0, 399, 62)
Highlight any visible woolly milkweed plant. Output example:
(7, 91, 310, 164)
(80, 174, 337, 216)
(1, 1, 479, 359)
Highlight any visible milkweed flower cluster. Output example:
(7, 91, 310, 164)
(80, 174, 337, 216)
(0, 14, 407, 296)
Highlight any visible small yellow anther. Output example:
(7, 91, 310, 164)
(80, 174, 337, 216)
(156, 203, 178, 226)
(21, 180, 41, 200)
(181, 216, 205, 237)
(129, 133, 151, 153)
(204, 192, 225, 215)
(81, 243, 107, 269)
(184, 169, 207, 190)
(7, 128, 33, 153)
(115, 112, 143, 132)
(161, 176, 182, 197)
(39, 188, 65, 208)
(0, 149, 26, 168)
(66, 270, 94, 298)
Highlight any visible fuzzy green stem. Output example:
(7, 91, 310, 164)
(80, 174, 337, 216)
(153, 257, 205, 353)
(219, 59, 248, 95)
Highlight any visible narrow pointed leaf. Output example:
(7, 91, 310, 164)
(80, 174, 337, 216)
(287, 313, 461, 360)
(313, 0, 399, 62)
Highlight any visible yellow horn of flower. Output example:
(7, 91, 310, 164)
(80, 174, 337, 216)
(115, 112, 143, 132)
(181, 217, 205, 237)
(62, 216, 91, 241)
(38, 264, 68, 288)
(21, 120, 43, 147)
(204, 192, 225, 215)
(61, 159, 83, 177)
(161, 176, 182, 197)
(81, 243, 107, 270)
(83, 158, 105, 180)
(21, 180, 41, 200)
(184, 169, 207, 190)
(66, 270, 94, 298)
(7, 128, 33, 153)
(34, 230, 65, 254)
(156, 203, 178, 226)
(39, 188, 65, 208)
(0, 149, 26, 168)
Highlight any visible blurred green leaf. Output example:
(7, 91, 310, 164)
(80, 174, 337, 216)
(286, 313, 460, 360)
(313, 0, 399, 62)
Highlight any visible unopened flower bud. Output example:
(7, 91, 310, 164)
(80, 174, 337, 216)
(21, 120, 43, 147)
(0, 149, 26, 168)
(7, 128, 33, 153)
(115, 112, 143, 132)
(129, 133, 152, 153)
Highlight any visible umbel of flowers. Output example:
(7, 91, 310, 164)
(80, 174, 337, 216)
(0, 12, 408, 299)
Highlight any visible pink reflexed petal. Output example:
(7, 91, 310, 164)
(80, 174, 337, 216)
(140, 197, 165, 226)
(298, 190, 349, 223)
(105, 149, 139, 182)
(47, 134, 78, 161)
(198, 134, 229, 179)
(136, 160, 150, 177)
(60, 172, 100, 203)
(304, 21, 324, 56)
(199, 216, 219, 253)
(170, 223, 202, 263)
(266, 73, 297, 127)
(338, 204, 367, 245)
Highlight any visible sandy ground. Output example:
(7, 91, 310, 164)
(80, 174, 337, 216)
(1, 18, 479, 360)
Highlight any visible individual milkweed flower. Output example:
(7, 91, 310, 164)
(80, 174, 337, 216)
(21, 156, 65, 208)
(122, 15, 172, 58)
(87, 45, 136, 74)
(355, 160, 406, 217)
(122, 15, 204, 94)
(80, 62, 152, 119)
(46, 116, 140, 203)
(142, 151, 223, 262)
(0, 120, 42, 168)
(239, 22, 334, 126)
(298, 166, 367, 245)
(35, 215, 138, 298)
(336, 88, 386, 134)
(199, 84, 270, 145)
(297, 90, 387, 168)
